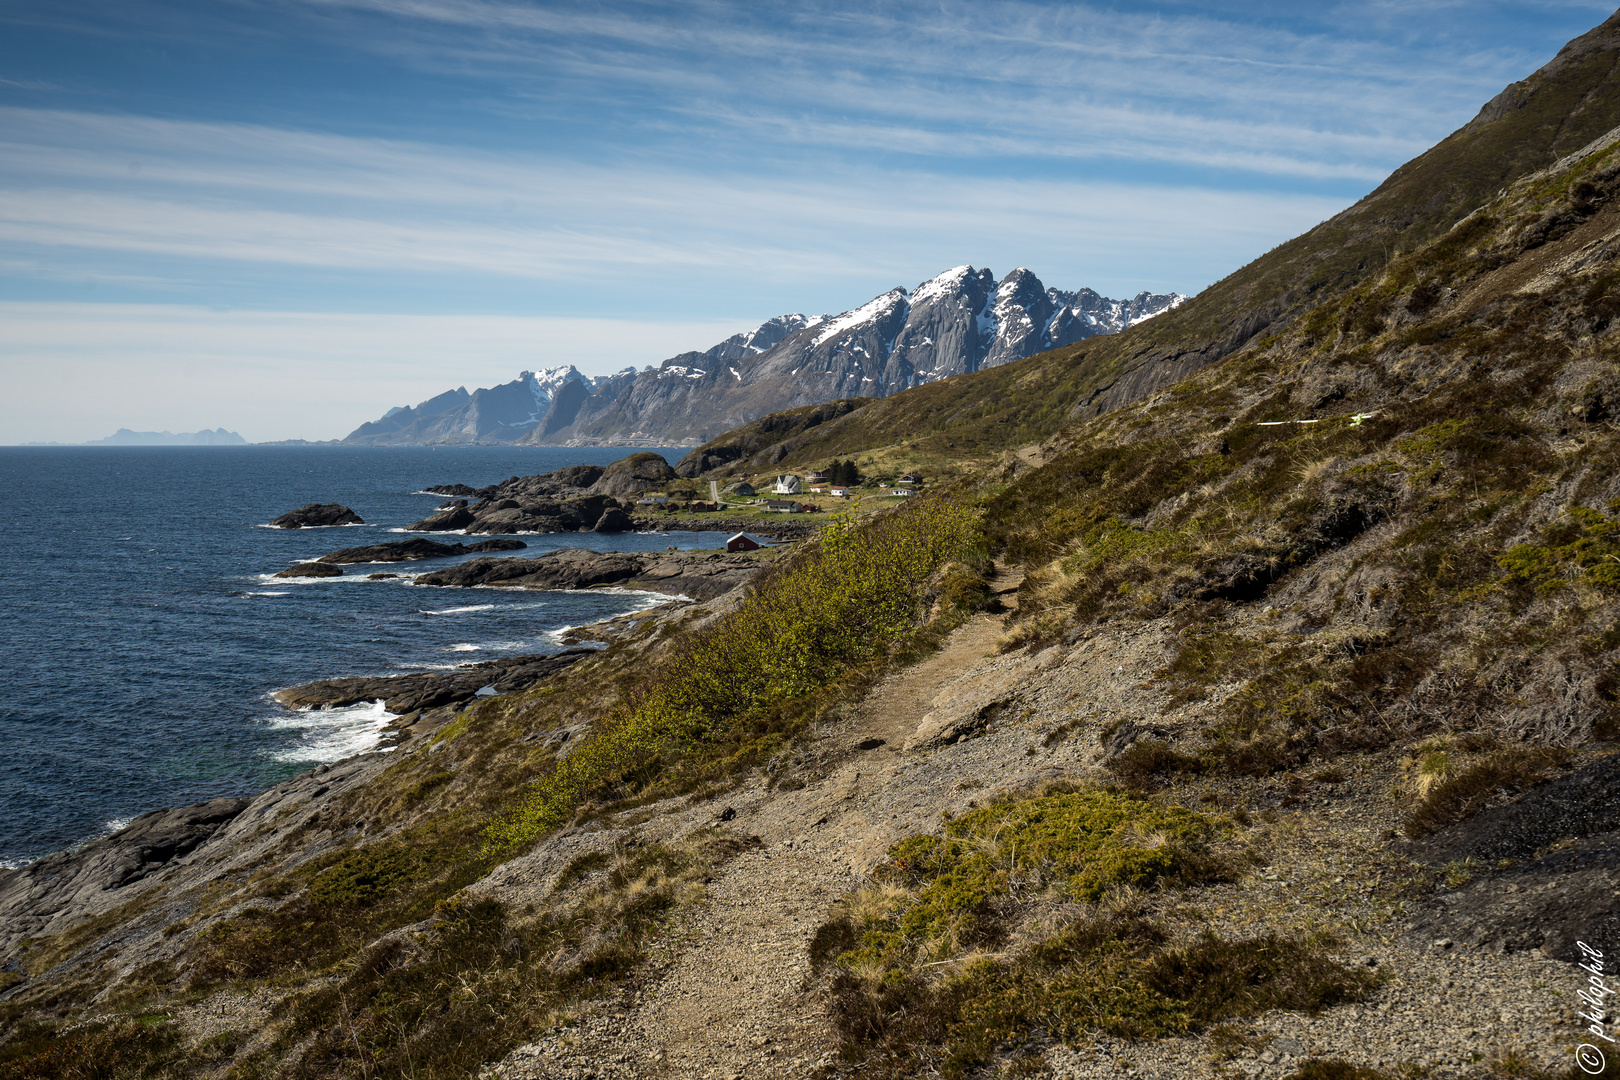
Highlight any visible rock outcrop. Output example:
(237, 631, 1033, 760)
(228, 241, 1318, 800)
(273, 650, 595, 713)
(585, 453, 678, 496)
(0, 797, 251, 950)
(274, 561, 343, 578)
(314, 538, 526, 563)
(269, 504, 364, 528)
(415, 548, 765, 600)
(403, 456, 687, 533)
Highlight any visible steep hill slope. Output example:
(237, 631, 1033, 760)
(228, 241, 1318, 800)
(676, 12, 1620, 476)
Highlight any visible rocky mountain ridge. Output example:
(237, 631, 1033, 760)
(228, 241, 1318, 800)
(341, 268, 1182, 447)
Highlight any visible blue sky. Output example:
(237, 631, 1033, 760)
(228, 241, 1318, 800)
(0, 0, 1612, 442)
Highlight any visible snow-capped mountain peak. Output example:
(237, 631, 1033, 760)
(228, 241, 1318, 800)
(342, 266, 1186, 447)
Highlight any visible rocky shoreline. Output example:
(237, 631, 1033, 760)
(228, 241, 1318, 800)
(0, 531, 773, 965)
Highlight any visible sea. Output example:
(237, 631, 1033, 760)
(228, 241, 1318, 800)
(0, 445, 731, 870)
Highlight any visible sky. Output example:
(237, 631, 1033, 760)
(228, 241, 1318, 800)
(0, 1, 1613, 443)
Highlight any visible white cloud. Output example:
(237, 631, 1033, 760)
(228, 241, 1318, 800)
(0, 108, 1348, 299)
(0, 304, 751, 443)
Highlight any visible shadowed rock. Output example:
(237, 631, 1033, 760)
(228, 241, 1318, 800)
(274, 561, 343, 578)
(314, 538, 526, 564)
(270, 503, 364, 528)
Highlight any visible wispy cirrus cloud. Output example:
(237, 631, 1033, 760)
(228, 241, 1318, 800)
(0, 107, 1349, 298)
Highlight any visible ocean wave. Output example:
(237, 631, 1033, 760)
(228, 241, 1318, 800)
(446, 643, 480, 651)
(265, 699, 397, 764)
(420, 604, 497, 615)
(246, 591, 290, 597)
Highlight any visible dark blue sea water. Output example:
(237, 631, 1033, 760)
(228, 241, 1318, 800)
(0, 445, 727, 868)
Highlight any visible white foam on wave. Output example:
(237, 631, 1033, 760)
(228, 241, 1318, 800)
(246, 591, 290, 597)
(421, 604, 496, 615)
(447, 643, 480, 652)
(253, 522, 376, 530)
(266, 699, 397, 763)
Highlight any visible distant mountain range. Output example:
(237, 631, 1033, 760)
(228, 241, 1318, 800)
(342, 266, 1184, 447)
(46, 428, 249, 447)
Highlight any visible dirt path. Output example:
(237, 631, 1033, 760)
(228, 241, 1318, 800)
(492, 579, 1021, 1080)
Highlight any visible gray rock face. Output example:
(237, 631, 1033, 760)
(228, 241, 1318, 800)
(270, 503, 364, 528)
(594, 507, 633, 533)
(341, 268, 1185, 448)
(0, 797, 251, 949)
(586, 453, 678, 496)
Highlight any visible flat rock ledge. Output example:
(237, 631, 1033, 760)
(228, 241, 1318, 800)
(314, 537, 526, 564)
(273, 649, 596, 714)
(414, 548, 766, 600)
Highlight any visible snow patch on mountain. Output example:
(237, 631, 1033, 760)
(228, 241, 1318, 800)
(341, 266, 1187, 447)
(813, 289, 908, 347)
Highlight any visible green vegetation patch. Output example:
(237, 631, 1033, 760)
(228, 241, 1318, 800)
(306, 844, 432, 907)
(1500, 504, 1620, 595)
(853, 790, 1220, 966)
(487, 497, 983, 850)
(821, 788, 1373, 1078)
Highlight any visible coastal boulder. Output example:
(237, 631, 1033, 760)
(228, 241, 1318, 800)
(416, 550, 648, 590)
(270, 503, 364, 528)
(406, 500, 477, 532)
(468, 538, 528, 553)
(594, 507, 633, 533)
(275, 562, 343, 578)
(587, 452, 677, 496)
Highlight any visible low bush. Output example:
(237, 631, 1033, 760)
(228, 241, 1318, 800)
(0, 1017, 181, 1079)
(1107, 738, 1207, 781)
(1403, 746, 1572, 838)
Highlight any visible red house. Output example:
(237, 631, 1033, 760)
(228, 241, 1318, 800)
(726, 532, 762, 552)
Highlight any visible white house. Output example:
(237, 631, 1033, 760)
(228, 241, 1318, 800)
(773, 475, 802, 495)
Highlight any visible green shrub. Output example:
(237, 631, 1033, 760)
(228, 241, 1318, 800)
(844, 790, 1223, 974)
(1500, 505, 1620, 594)
(306, 845, 429, 907)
